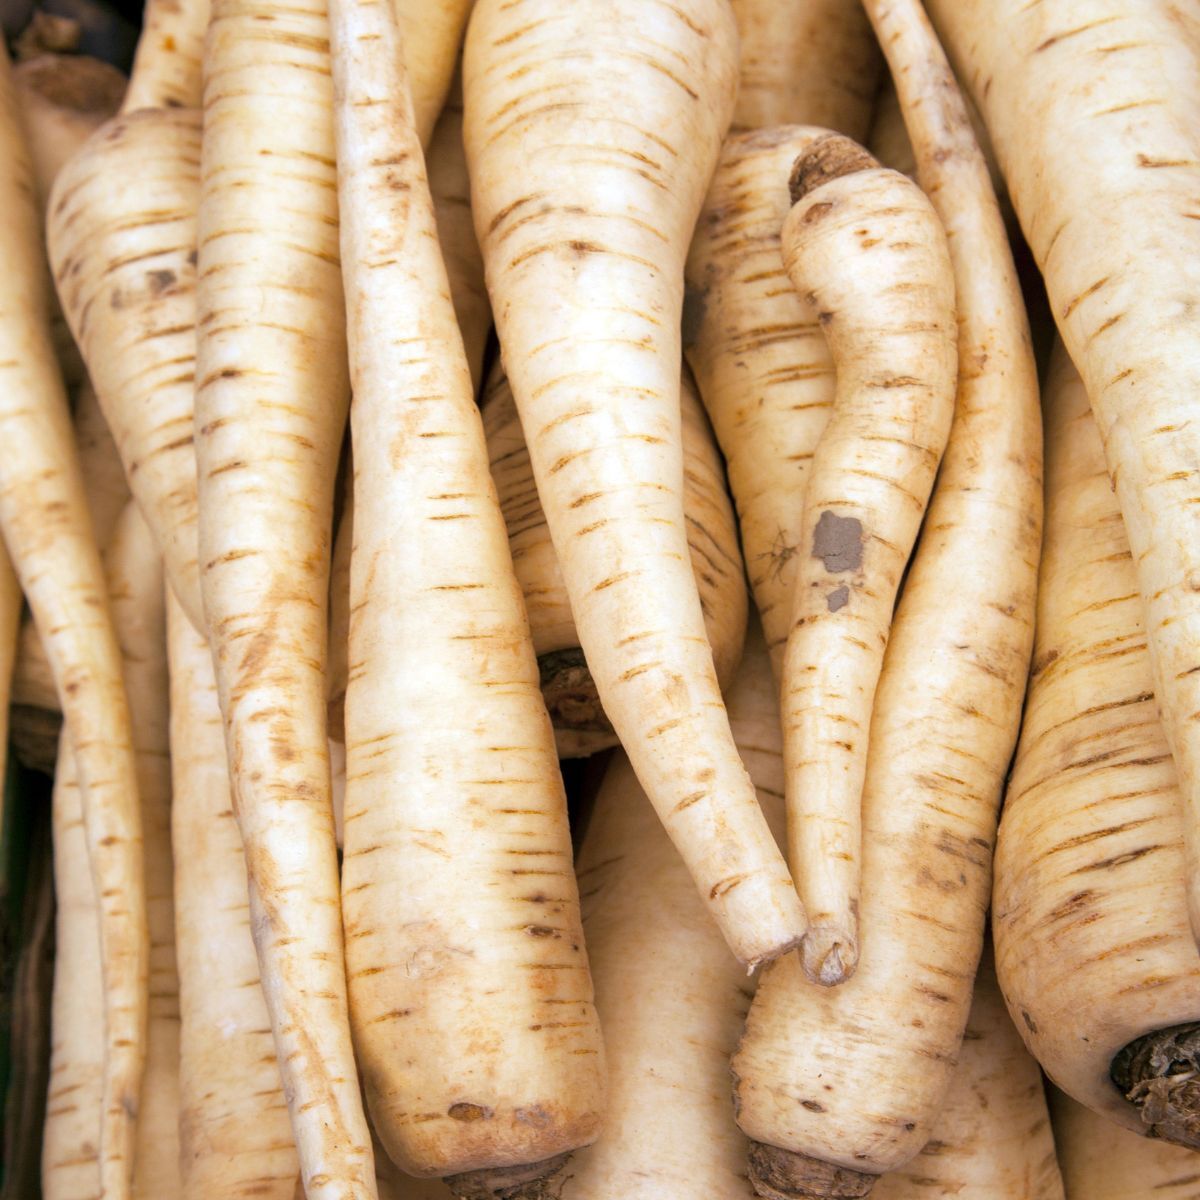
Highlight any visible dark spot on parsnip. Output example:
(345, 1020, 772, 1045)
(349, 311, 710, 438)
(1021, 1009, 1038, 1035)
(1112, 1023, 1200, 1148)
(147, 268, 176, 293)
(812, 511, 863, 574)
(789, 134, 880, 205)
(747, 1141, 876, 1199)
(448, 1102, 493, 1122)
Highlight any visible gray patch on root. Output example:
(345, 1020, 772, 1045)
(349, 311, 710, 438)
(812, 511, 863, 575)
(538, 648, 612, 734)
(445, 1152, 571, 1200)
(748, 1143, 876, 1199)
(1111, 1023, 1200, 1148)
(827, 586, 849, 612)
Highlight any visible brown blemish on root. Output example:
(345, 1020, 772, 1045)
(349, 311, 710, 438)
(15, 53, 126, 114)
(1111, 1023, 1200, 1148)
(448, 1102, 493, 1123)
(445, 1151, 571, 1200)
(747, 1142, 876, 1199)
(538, 648, 612, 734)
(812, 511, 863, 574)
(789, 135, 879, 206)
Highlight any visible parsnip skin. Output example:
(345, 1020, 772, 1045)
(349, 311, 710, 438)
(196, 0, 373, 1192)
(873, 952, 1064, 1200)
(994, 345, 1200, 1143)
(729, 0, 879, 138)
(121, 0, 209, 113)
(169, 593, 299, 1200)
(564, 623, 780, 1200)
(392, 0, 473, 147)
(464, 0, 806, 971)
(1051, 1086, 1200, 1199)
(333, 0, 603, 1187)
(481, 360, 748, 757)
(926, 0, 1200, 952)
(779, 137, 958, 984)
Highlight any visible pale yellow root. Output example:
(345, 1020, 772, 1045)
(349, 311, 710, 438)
(393, 0, 473, 147)
(1051, 1086, 1200, 1199)
(332, 0, 603, 1187)
(168, 592, 299, 1200)
(121, 0, 209, 112)
(872, 951, 1064, 1199)
(564, 623, 781, 1199)
(480, 359, 748, 757)
(729, 0, 880, 137)
(0, 41, 145, 1200)
(779, 135, 957, 984)
(994, 345, 1200, 1144)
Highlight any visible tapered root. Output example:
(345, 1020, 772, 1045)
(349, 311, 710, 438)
(788, 134, 878, 205)
(748, 1142, 876, 1200)
(444, 1153, 572, 1200)
(537, 649, 612, 737)
(1111, 1024, 1200, 1148)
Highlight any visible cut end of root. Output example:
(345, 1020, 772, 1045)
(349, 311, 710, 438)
(538, 649, 612, 735)
(445, 1153, 572, 1200)
(788, 135, 879, 206)
(14, 51, 126, 114)
(1112, 1023, 1200, 1148)
(747, 1143, 876, 1200)
(800, 927, 858, 988)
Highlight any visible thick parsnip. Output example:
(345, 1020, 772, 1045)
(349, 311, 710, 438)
(332, 0, 603, 1191)
(169, 593, 299, 1200)
(565, 624, 781, 1199)
(729, 0, 879, 137)
(994, 346, 1200, 1145)
(195, 0, 372, 1191)
(0, 41, 145, 1200)
(926, 0, 1200, 951)
(779, 135, 957, 984)
(464, 0, 805, 969)
(481, 359, 747, 758)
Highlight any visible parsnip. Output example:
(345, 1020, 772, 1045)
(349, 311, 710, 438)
(564, 623, 781, 1199)
(195, 0, 372, 1190)
(481, 359, 747, 758)
(729, 0, 879, 137)
(169, 593, 299, 1200)
(926, 0, 1200, 953)
(994, 345, 1200, 1145)
(332, 0, 603, 1189)
(779, 135, 957, 983)
(464, 0, 805, 970)
(393, 0, 474, 148)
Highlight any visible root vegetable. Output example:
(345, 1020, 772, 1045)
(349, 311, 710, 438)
(463, 0, 805, 970)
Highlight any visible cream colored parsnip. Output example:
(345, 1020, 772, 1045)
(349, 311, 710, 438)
(779, 136, 957, 984)
(393, 0, 474, 147)
(332, 0, 603, 1192)
(464, 0, 805, 969)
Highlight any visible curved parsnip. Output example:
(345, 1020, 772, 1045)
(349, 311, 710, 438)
(779, 135, 957, 984)
(481, 359, 748, 758)
(873, 952, 1064, 1200)
(995, 346, 1200, 1145)
(729, 0, 879, 137)
(332, 0, 603, 1191)
(565, 624, 781, 1199)
(685, 124, 832, 676)
(1051, 1087, 1200, 1199)
(0, 42, 145, 1200)
(195, 0, 372, 1193)
(733, 41, 1038, 1186)
(464, 0, 805, 970)
(925, 0, 1200, 952)
(169, 594, 299, 1200)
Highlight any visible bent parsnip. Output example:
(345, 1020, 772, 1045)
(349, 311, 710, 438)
(464, 0, 805, 970)
(331, 0, 604, 1191)
(779, 136, 957, 984)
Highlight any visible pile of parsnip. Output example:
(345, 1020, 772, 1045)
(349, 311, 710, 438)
(4, 0, 1200, 1196)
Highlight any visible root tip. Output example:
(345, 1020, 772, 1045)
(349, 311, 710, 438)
(445, 1152, 572, 1200)
(1112, 1023, 1200, 1149)
(747, 1143, 876, 1199)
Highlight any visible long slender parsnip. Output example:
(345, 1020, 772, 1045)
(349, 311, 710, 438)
(123, 0, 210, 112)
(729, 0, 879, 137)
(733, 42, 1039, 1189)
(779, 135, 957, 984)
(195, 0, 372, 1193)
(481, 359, 747, 758)
(394, 0, 474, 147)
(0, 41, 145, 1200)
(995, 346, 1200, 1145)
(925, 0, 1200, 950)
(332, 0, 604, 1193)
(464, 0, 805, 969)
(565, 623, 781, 1199)
(873, 951, 1064, 1200)
(168, 593, 299, 1200)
